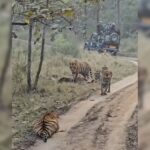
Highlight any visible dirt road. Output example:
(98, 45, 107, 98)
(29, 72, 137, 150)
(61, 84, 137, 150)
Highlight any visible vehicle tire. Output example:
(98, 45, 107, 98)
(110, 33, 119, 43)
(112, 51, 117, 56)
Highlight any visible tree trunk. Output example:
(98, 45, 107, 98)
(27, 20, 33, 92)
(33, 24, 46, 89)
(84, 0, 87, 39)
(117, 0, 120, 30)
(96, 0, 100, 25)
(46, 0, 49, 7)
(33, 0, 48, 89)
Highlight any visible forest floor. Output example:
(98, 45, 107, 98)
(29, 72, 137, 150)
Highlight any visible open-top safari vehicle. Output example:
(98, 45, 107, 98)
(84, 22, 120, 55)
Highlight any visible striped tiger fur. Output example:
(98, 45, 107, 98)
(101, 69, 112, 95)
(94, 70, 101, 81)
(33, 112, 59, 142)
(101, 65, 108, 75)
(69, 60, 93, 82)
(94, 65, 108, 82)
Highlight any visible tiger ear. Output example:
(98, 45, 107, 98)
(51, 111, 59, 118)
(69, 60, 74, 65)
(74, 60, 78, 64)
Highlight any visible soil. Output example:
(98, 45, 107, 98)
(29, 73, 137, 150)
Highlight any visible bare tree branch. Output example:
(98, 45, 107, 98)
(12, 22, 28, 26)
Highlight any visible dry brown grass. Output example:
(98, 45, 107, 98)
(12, 43, 137, 149)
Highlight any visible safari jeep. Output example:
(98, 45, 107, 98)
(84, 22, 120, 55)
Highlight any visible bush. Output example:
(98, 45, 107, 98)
(119, 37, 137, 57)
(51, 34, 81, 58)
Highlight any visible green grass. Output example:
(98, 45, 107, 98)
(119, 37, 137, 57)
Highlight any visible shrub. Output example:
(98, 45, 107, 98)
(51, 34, 81, 58)
(119, 37, 137, 57)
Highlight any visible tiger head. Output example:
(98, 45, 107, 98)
(69, 60, 78, 73)
(102, 65, 108, 72)
(40, 131, 49, 143)
(103, 70, 112, 80)
(46, 112, 59, 119)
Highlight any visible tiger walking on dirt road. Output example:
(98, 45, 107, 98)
(101, 66, 112, 95)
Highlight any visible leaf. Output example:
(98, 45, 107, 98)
(24, 10, 34, 24)
(24, 16, 30, 24)
(62, 8, 75, 18)
(25, 11, 34, 17)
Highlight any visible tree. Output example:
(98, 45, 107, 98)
(33, 0, 49, 89)
(27, 19, 33, 92)
(96, 0, 100, 24)
(116, 0, 120, 30)
(94, 0, 105, 25)
(33, 24, 46, 89)
(12, 0, 75, 91)
(84, 0, 87, 39)
(86, 0, 105, 28)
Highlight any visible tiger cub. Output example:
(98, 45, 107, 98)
(101, 65, 109, 75)
(33, 112, 59, 142)
(101, 68, 112, 95)
(94, 65, 108, 82)
(69, 59, 93, 82)
(94, 70, 101, 81)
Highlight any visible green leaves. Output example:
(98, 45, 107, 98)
(62, 8, 75, 18)
(23, 5, 75, 24)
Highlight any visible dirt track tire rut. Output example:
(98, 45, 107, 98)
(29, 74, 137, 150)
(59, 84, 137, 150)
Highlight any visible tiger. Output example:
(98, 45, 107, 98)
(94, 70, 101, 81)
(69, 59, 94, 82)
(101, 69, 112, 95)
(95, 65, 108, 83)
(33, 112, 59, 142)
(101, 65, 108, 75)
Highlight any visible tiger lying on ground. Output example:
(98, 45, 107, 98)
(33, 112, 59, 142)
(69, 59, 94, 83)
(101, 67, 112, 95)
